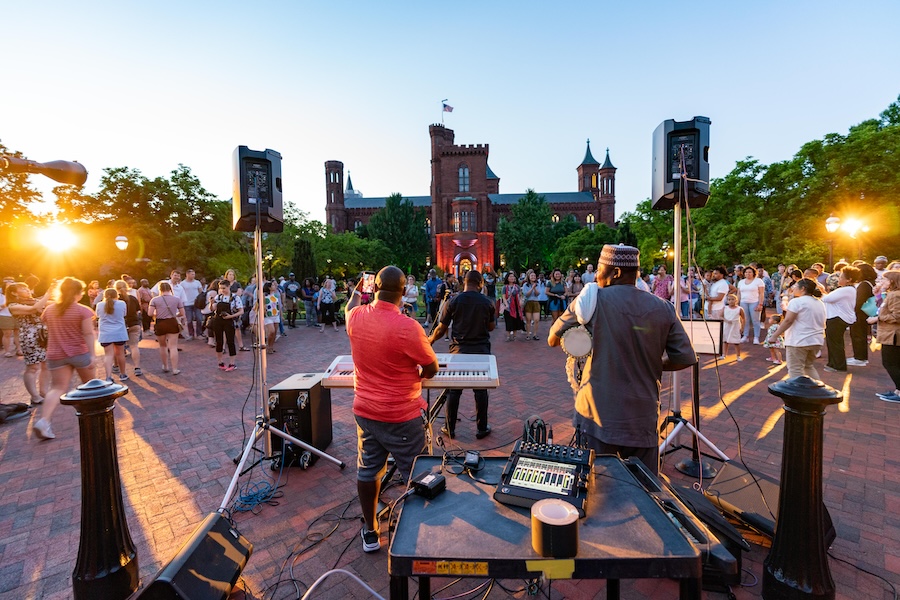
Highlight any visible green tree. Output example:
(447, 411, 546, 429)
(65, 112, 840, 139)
(495, 189, 553, 271)
(311, 231, 391, 280)
(364, 193, 430, 275)
(550, 224, 619, 270)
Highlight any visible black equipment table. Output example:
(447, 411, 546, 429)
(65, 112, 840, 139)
(389, 455, 722, 600)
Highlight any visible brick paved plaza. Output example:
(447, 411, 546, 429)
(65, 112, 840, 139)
(0, 322, 897, 599)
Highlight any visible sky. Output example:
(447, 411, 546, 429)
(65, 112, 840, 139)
(3, 1, 899, 224)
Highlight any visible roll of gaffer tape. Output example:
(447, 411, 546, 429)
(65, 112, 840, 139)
(531, 498, 579, 558)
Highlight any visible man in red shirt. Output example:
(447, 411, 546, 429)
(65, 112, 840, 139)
(346, 266, 439, 553)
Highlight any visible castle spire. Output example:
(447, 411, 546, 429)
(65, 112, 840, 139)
(346, 172, 354, 192)
(580, 139, 600, 166)
(601, 148, 615, 169)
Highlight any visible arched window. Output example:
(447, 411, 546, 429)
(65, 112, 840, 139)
(552, 214, 560, 223)
(354, 220, 362, 231)
(425, 218, 431, 235)
(586, 213, 595, 231)
(591, 173, 597, 188)
(458, 165, 470, 192)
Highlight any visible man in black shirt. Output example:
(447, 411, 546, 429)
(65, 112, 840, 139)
(428, 270, 496, 439)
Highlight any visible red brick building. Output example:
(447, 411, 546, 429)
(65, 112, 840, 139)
(325, 124, 616, 274)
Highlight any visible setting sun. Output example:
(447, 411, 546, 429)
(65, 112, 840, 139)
(37, 223, 77, 252)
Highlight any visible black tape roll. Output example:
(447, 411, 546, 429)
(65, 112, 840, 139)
(531, 498, 579, 558)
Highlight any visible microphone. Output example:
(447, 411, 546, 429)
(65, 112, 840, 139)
(1, 156, 88, 186)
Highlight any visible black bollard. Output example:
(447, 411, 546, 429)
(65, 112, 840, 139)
(61, 378, 139, 600)
(763, 376, 841, 600)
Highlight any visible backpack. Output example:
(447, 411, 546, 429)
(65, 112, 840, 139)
(193, 290, 207, 310)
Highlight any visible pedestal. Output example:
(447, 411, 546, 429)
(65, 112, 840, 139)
(61, 378, 138, 600)
(763, 376, 840, 600)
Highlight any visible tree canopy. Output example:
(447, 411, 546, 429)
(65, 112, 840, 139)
(364, 193, 430, 276)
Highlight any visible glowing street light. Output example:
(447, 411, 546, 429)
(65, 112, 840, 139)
(115, 235, 129, 251)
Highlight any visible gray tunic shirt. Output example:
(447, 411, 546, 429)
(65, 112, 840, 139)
(549, 284, 696, 447)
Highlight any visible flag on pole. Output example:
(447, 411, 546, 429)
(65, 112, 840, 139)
(443, 103, 454, 113)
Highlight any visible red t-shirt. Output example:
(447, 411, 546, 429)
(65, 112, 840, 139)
(42, 302, 95, 360)
(347, 300, 437, 423)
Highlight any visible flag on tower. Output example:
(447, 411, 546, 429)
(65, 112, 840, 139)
(442, 103, 454, 113)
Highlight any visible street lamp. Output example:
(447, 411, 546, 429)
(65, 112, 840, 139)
(825, 215, 840, 267)
(115, 235, 128, 251)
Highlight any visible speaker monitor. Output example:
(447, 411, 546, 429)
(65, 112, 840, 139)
(268, 373, 333, 467)
(232, 145, 283, 232)
(133, 512, 252, 600)
(651, 116, 711, 210)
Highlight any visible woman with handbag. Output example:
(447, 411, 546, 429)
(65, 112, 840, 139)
(209, 280, 243, 371)
(148, 281, 185, 374)
(869, 271, 900, 402)
(6, 282, 51, 406)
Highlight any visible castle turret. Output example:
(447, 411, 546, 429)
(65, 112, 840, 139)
(324, 160, 346, 233)
(577, 139, 600, 196)
(598, 148, 616, 226)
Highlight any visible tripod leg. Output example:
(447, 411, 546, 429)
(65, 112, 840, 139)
(219, 423, 264, 512)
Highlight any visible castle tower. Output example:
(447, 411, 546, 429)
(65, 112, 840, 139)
(577, 139, 600, 196)
(598, 149, 616, 226)
(324, 160, 346, 233)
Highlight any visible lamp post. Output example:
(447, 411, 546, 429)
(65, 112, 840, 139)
(115, 235, 128, 251)
(824, 216, 840, 268)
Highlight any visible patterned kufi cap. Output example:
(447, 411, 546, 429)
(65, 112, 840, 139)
(598, 244, 640, 268)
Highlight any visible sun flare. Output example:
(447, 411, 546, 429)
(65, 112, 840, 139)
(37, 224, 77, 252)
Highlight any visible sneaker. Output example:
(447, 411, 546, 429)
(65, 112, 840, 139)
(119, 374, 130, 382)
(134, 367, 143, 376)
(33, 418, 55, 440)
(717, 355, 726, 360)
(183, 335, 193, 341)
(30, 396, 44, 406)
(876, 391, 899, 399)
(736, 356, 744, 362)
(224, 364, 236, 372)
(112, 364, 120, 374)
(361, 527, 380, 553)
(753, 338, 760, 345)
(740, 336, 748, 343)
(847, 358, 868, 367)
(218, 363, 226, 370)
(475, 426, 492, 440)
(823, 366, 838, 372)
(880, 393, 900, 404)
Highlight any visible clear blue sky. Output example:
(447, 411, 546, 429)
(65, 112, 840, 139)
(3, 1, 899, 223)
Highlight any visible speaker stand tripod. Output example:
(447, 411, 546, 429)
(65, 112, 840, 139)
(657, 175, 729, 478)
(221, 204, 345, 514)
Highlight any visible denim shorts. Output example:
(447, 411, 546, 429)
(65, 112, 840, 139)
(47, 351, 93, 370)
(355, 415, 425, 483)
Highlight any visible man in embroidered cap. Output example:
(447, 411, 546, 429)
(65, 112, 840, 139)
(547, 244, 696, 474)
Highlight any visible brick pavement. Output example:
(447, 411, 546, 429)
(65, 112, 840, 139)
(0, 322, 898, 599)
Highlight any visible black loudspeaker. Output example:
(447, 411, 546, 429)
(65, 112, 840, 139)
(133, 512, 252, 600)
(232, 145, 283, 232)
(651, 116, 711, 210)
(703, 460, 836, 547)
(268, 373, 333, 469)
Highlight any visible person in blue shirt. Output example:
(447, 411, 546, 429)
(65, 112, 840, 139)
(424, 269, 441, 327)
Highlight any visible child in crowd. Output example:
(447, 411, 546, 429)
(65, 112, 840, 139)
(764, 314, 784, 365)
(721, 294, 745, 362)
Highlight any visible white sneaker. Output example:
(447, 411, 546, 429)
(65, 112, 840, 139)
(753, 338, 760, 345)
(717, 355, 726, 360)
(847, 358, 868, 366)
(33, 418, 55, 440)
(740, 336, 749, 343)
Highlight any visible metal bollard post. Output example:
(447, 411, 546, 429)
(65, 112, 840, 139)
(763, 376, 841, 600)
(61, 378, 139, 600)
